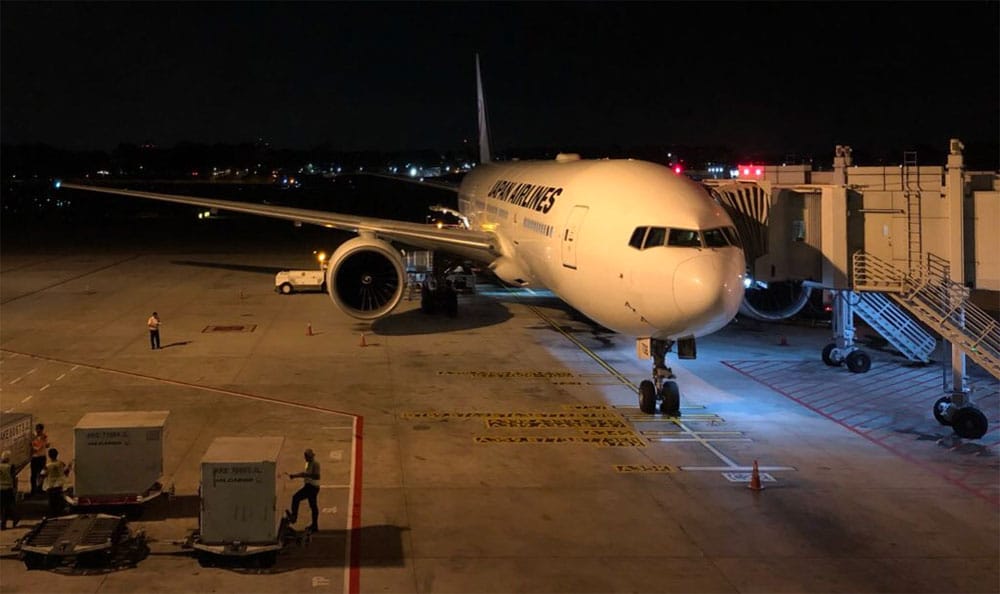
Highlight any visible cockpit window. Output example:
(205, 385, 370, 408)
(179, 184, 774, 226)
(644, 227, 667, 249)
(628, 227, 647, 249)
(703, 228, 729, 247)
(668, 228, 701, 247)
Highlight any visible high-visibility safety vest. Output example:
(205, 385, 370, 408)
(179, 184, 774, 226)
(42, 460, 67, 490)
(0, 463, 13, 490)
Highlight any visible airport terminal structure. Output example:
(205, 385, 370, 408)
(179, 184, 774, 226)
(0, 139, 997, 593)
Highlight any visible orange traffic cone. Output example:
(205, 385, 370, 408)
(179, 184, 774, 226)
(359, 333, 368, 347)
(306, 323, 313, 336)
(748, 460, 764, 491)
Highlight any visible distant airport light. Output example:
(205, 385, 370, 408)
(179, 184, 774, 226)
(673, 165, 683, 174)
(738, 165, 764, 178)
(53, 179, 62, 189)
(409, 167, 418, 177)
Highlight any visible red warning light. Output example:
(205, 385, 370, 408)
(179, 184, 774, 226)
(738, 164, 763, 178)
(673, 165, 683, 174)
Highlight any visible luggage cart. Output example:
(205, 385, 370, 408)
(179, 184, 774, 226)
(13, 513, 148, 570)
(183, 515, 306, 568)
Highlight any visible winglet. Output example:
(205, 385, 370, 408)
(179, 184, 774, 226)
(476, 54, 492, 164)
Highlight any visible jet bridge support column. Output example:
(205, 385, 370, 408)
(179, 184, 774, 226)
(819, 180, 871, 373)
(945, 139, 969, 405)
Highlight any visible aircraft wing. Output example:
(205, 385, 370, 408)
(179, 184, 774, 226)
(60, 182, 500, 262)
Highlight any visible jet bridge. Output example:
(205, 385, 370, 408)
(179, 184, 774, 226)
(704, 140, 998, 439)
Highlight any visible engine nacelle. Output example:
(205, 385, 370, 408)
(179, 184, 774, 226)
(326, 236, 405, 320)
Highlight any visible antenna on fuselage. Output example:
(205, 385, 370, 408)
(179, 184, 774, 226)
(476, 53, 493, 164)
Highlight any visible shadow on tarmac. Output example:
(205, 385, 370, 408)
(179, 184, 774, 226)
(170, 260, 286, 275)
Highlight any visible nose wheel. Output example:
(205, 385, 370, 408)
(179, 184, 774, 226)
(637, 339, 682, 415)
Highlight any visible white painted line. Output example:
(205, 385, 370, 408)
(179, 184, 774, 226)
(9, 377, 23, 385)
(650, 436, 753, 443)
(56, 374, 66, 381)
(682, 465, 797, 472)
(21, 395, 32, 403)
(26, 368, 36, 376)
(319, 484, 351, 489)
(321, 507, 338, 514)
(320, 426, 353, 430)
(3, 408, 13, 413)
(39, 384, 50, 392)
(328, 450, 342, 461)
(71, 365, 80, 371)
(723, 472, 776, 482)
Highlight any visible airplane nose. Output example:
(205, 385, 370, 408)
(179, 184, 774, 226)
(673, 253, 744, 333)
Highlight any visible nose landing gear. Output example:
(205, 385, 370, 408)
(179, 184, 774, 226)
(637, 338, 683, 416)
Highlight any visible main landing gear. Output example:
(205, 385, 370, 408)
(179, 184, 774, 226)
(638, 338, 683, 416)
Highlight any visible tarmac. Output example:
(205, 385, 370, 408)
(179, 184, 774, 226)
(0, 225, 997, 593)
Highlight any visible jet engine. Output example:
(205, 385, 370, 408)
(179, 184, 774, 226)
(326, 236, 405, 320)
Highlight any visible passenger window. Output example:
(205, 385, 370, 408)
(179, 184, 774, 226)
(628, 227, 647, 249)
(643, 227, 667, 249)
(703, 228, 728, 247)
(668, 228, 701, 247)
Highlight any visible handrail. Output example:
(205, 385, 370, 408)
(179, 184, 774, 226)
(852, 251, 1000, 378)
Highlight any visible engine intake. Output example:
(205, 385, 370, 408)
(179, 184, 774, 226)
(326, 236, 405, 320)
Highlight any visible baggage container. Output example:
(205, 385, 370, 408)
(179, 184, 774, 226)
(199, 436, 284, 545)
(0, 412, 33, 473)
(73, 411, 169, 501)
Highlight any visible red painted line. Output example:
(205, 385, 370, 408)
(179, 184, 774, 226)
(812, 390, 873, 412)
(722, 360, 998, 507)
(348, 415, 364, 594)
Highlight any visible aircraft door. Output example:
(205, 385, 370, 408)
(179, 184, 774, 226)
(561, 206, 589, 269)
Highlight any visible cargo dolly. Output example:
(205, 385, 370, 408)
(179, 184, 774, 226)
(183, 515, 307, 568)
(13, 513, 148, 570)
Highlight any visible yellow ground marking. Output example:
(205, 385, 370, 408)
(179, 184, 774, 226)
(614, 464, 675, 473)
(474, 435, 646, 447)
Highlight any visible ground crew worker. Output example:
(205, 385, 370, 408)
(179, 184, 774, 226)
(29, 424, 48, 497)
(0, 451, 18, 529)
(147, 312, 162, 350)
(40, 448, 71, 516)
(286, 448, 320, 533)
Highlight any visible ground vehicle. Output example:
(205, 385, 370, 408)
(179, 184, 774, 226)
(274, 269, 326, 294)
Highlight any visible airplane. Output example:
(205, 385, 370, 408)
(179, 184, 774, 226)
(59, 55, 746, 416)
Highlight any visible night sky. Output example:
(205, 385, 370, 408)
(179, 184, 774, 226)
(3, 2, 998, 160)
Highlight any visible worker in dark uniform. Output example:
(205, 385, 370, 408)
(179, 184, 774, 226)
(29, 423, 48, 498)
(40, 448, 71, 516)
(286, 448, 321, 533)
(0, 451, 18, 529)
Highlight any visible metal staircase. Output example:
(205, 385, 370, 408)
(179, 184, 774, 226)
(851, 291, 936, 363)
(853, 251, 1000, 379)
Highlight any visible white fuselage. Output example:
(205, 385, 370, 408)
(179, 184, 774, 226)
(457, 158, 746, 340)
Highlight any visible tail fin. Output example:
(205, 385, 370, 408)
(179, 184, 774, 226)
(476, 53, 492, 164)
